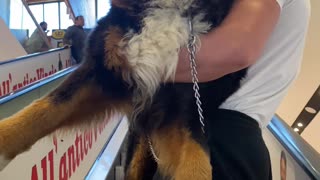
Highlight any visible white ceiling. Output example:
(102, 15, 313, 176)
(301, 113, 320, 152)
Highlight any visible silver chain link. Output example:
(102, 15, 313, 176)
(147, 16, 205, 163)
(148, 136, 160, 163)
(187, 17, 205, 134)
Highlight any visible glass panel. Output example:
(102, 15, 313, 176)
(0, 0, 10, 25)
(97, 0, 111, 20)
(0, 0, 51, 55)
(60, 2, 73, 29)
(22, 5, 37, 39)
(9, 0, 23, 29)
(44, 2, 59, 36)
(29, 4, 44, 24)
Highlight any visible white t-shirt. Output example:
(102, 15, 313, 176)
(220, 0, 311, 128)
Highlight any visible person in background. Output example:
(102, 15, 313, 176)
(280, 151, 287, 180)
(25, 21, 49, 54)
(63, 15, 87, 64)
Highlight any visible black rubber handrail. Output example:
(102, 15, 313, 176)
(0, 46, 69, 66)
(268, 115, 320, 179)
(85, 117, 125, 179)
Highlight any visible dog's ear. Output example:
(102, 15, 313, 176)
(111, 0, 149, 10)
(111, 0, 132, 9)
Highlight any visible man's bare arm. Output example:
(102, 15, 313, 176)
(175, 0, 281, 82)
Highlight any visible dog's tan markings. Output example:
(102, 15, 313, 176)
(125, 137, 149, 180)
(104, 27, 132, 81)
(0, 80, 131, 168)
(0, 97, 54, 159)
(151, 125, 212, 179)
(104, 27, 126, 70)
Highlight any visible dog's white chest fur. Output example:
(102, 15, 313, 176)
(123, 0, 211, 102)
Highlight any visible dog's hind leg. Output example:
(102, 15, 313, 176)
(173, 136, 212, 180)
(125, 132, 157, 180)
(151, 126, 212, 180)
(0, 64, 131, 170)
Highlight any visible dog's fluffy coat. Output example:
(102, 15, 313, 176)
(0, 0, 247, 179)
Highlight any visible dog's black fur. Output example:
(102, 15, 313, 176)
(87, 0, 246, 178)
(55, 0, 246, 177)
(0, 0, 248, 178)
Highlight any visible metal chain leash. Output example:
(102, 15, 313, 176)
(147, 16, 205, 163)
(148, 136, 160, 163)
(187, 17, 205, 134)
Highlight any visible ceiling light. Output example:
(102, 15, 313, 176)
(297, 123, 303, 127)
(304, 107, 317, 114)
(294, 128, 299, 132)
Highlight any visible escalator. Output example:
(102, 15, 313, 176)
(0, 51, 319, 180)
(86, 115, 320, 180)
(0, 48, 124, 180)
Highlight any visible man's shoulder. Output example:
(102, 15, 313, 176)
(67, 25, 84, 32)
(68, 25, 80, 30)
(66, 26, 78, 35)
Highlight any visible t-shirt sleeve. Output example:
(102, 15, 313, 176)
(276, 0, 286, 9)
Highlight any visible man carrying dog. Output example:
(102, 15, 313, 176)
(175, 0, 310, 179)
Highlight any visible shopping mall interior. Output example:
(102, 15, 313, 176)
(0, 0, 319, 179)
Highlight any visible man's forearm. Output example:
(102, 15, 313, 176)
(175, 0, 281, 82)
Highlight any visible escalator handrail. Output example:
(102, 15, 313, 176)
(268, 115, 320, 179)
(85, 116, 128, 180)
(0, 46, 70, 66)
(0, 66, 78, 105)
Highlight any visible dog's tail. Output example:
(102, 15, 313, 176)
(0, 63, 131, 170)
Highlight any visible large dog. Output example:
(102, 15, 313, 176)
(0, 0, 247, 179)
